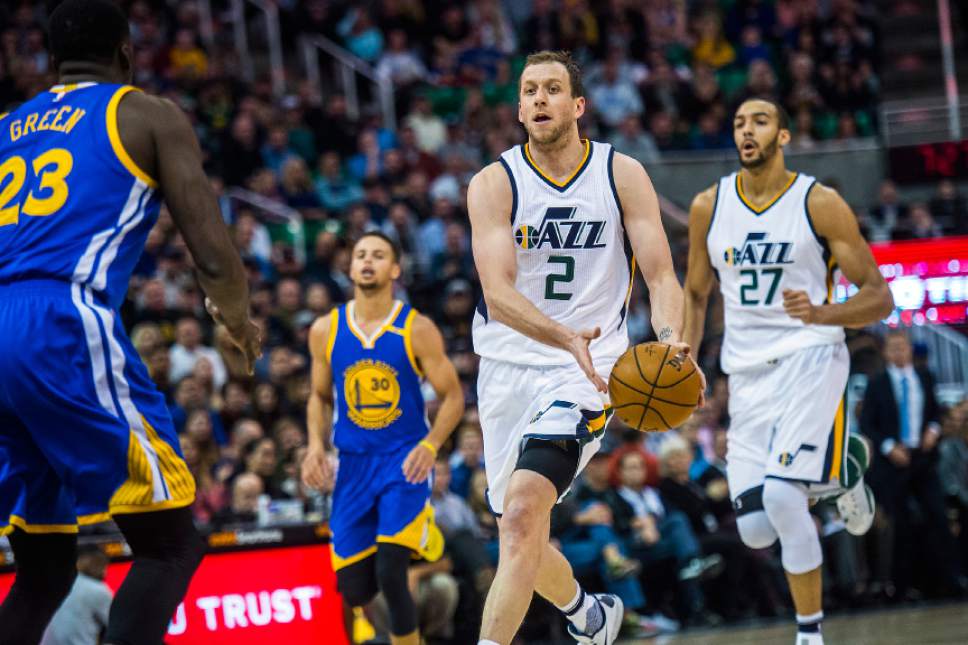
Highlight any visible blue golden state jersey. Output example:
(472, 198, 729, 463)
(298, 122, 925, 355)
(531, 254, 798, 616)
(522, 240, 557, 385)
(328, 300, 429, 455)
(0, 82, 162, 308)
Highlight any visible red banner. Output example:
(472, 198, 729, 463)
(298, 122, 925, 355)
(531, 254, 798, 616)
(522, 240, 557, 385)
(0, 544, 349, 644)
(836, 235, 968, 325)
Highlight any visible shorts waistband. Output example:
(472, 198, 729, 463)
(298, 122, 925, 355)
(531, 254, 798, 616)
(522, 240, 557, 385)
(0, 279, 106, 302)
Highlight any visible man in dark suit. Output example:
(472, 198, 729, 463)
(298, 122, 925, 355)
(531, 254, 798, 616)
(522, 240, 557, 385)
(861, 330, 965, 598)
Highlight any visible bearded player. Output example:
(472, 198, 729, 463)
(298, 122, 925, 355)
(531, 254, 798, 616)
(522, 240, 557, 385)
(683, 98, 894, 645)
(468, 50, 695, 645)
(302, 232, 464, 645)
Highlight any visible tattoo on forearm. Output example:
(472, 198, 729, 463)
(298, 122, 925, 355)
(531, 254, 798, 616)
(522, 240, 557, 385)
(658, 327, 673, 342)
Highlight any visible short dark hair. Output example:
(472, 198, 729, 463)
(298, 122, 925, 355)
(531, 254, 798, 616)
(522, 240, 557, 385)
(740, 96, 791, 131)
(47, 0, 129, 66)
(354, 231, 401, 263)
(522, 50, 584, 98)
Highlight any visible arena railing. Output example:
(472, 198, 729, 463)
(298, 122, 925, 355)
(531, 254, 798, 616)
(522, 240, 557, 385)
(299, 34, 397, 131)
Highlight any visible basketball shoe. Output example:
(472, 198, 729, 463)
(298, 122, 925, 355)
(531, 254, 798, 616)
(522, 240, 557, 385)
(836, 434, 875, 536)
(566, 594, 624, 645)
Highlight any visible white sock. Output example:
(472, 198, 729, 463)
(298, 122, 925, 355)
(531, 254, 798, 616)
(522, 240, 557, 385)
(555, 581, 603, 635)
(796, 610, 824, 643)
(478, 641, 501, 645)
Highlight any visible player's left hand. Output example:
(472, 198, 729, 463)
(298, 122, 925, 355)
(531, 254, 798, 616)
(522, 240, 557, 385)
(668, 342, 707, 407)
(402, 442, 436, 484)
(782, 289, 818, 324)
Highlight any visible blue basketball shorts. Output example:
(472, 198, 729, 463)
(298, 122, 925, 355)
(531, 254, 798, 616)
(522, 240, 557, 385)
(0, 280, 194, 536)
(329, 445, 442, 570)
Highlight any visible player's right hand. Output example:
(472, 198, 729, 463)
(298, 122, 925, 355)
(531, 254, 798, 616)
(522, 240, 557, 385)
(301, 445, 335, 492)
(565, 326, 608, 393)
(206, 297, 262, 375)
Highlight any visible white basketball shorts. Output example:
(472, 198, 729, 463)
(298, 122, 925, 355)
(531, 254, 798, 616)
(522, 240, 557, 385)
(726, 342, 849, 501)
(476, 356, 614, 515)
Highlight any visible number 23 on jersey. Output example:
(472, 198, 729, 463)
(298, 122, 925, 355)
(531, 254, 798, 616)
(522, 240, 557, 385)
(0, 147, 74, 227)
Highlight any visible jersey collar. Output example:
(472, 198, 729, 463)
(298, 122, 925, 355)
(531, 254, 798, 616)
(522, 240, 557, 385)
(521, 139, 593, 192)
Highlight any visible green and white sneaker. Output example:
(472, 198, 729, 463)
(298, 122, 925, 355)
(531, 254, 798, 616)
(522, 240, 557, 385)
(837, 434, 875, 536)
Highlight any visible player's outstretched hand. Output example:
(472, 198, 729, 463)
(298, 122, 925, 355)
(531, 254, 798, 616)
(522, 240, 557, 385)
(302, 445, 335, 492)
(565, 327, 607, 393)
(402, 441, 435, 484)
(782, 289, 818, 324)
(206, 297, 262, 374)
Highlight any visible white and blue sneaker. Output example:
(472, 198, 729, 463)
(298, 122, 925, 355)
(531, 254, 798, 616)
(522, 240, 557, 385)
(567, 594, 624, 645)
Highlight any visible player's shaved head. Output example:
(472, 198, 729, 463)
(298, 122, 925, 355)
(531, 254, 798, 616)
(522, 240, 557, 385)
(47, 0, 129, 68)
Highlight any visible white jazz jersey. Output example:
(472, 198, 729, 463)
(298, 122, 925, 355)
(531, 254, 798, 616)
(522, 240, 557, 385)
(707, 171, 845, 373)
(472, 139, 634, 366)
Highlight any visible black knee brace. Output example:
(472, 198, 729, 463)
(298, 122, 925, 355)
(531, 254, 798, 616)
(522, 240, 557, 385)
(336, 555, 379, 608)
(0, 530, 78, 645)
(514, 437, 581, 497)
(376, 544, 417, 636)
(105, 507, 206, 645)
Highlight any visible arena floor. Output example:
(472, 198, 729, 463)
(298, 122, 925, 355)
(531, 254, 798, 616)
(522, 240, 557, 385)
(620, 602, 968, 644)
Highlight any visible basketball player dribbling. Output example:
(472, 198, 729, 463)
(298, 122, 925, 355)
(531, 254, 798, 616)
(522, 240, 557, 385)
(467, 50, 702, 645)
(684, 98, 894, 645)
(0, 1, 260, 643)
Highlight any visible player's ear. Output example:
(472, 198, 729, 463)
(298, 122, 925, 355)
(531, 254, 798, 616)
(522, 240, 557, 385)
(777, 127, 791, 147)
(574, 96, 585, 120)
(391, 262, 402, 281)
(118, 41, 133, 83)
(517, 101, 524, 125)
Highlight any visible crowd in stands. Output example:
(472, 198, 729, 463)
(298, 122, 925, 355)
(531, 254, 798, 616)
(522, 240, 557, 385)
(2, 0, 968, 642)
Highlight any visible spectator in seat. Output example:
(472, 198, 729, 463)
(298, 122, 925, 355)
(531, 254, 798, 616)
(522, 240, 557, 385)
(405, 95, 447, 155)
(929, 179, 967, 234)
(893, 202, 943, 241)
(588, 54, 643, 132)
(867, 180, 908, 242)
(213, 472, 264, 527)
(939, 401, 968, 565)
(431, 459, 495, 611)
(169, 317, 227, 390)
(609, 115, 660, 165)
(861, 330, 966, 598)
(616, 450, 723, 626)
(449, 424, 485, 498)
(41, 548, 112, 645)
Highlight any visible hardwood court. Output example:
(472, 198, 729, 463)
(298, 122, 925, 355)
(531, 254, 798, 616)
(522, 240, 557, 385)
(621, 603, 968, 645)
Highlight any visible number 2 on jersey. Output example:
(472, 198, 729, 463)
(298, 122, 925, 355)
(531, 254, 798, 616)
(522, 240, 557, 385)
(545, 255, 574, 300)
(0, 148, 74, 227)
(739, 268, 783, 305)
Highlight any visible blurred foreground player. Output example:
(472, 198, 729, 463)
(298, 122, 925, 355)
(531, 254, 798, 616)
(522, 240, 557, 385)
(0, 1, 260, 643)
(683, 98, 894, 644)
(302, 232, 464, 645)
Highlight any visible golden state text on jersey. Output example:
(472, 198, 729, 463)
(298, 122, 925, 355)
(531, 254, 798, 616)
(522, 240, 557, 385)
(327, 300, 429, 454)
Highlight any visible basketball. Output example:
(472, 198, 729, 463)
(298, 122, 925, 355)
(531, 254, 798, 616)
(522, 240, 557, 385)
(608, 342, 702, 432)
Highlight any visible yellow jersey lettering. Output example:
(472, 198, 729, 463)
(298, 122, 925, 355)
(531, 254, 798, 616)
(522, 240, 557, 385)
(37, 109, 57, 131)
(9, 119, 22, 141)
(49, 106, 72, 132)
(22, 113, 38, 136)
(62, 108, 86, 134)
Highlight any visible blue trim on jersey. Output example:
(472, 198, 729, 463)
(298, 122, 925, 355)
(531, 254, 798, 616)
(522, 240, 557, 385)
(609, 148, 635, 329)
(606, 147, 623, 218)
(707, 179, 723, 283)
(803, 180, 823, 246)
(498, 156, 518, 225)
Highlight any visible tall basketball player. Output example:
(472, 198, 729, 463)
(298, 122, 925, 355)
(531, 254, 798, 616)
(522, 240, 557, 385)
(684, 98, 894, 645)
(468, 50, 696, 645)
(0, 1, 260, 644)
(301, 232, 464, 645)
